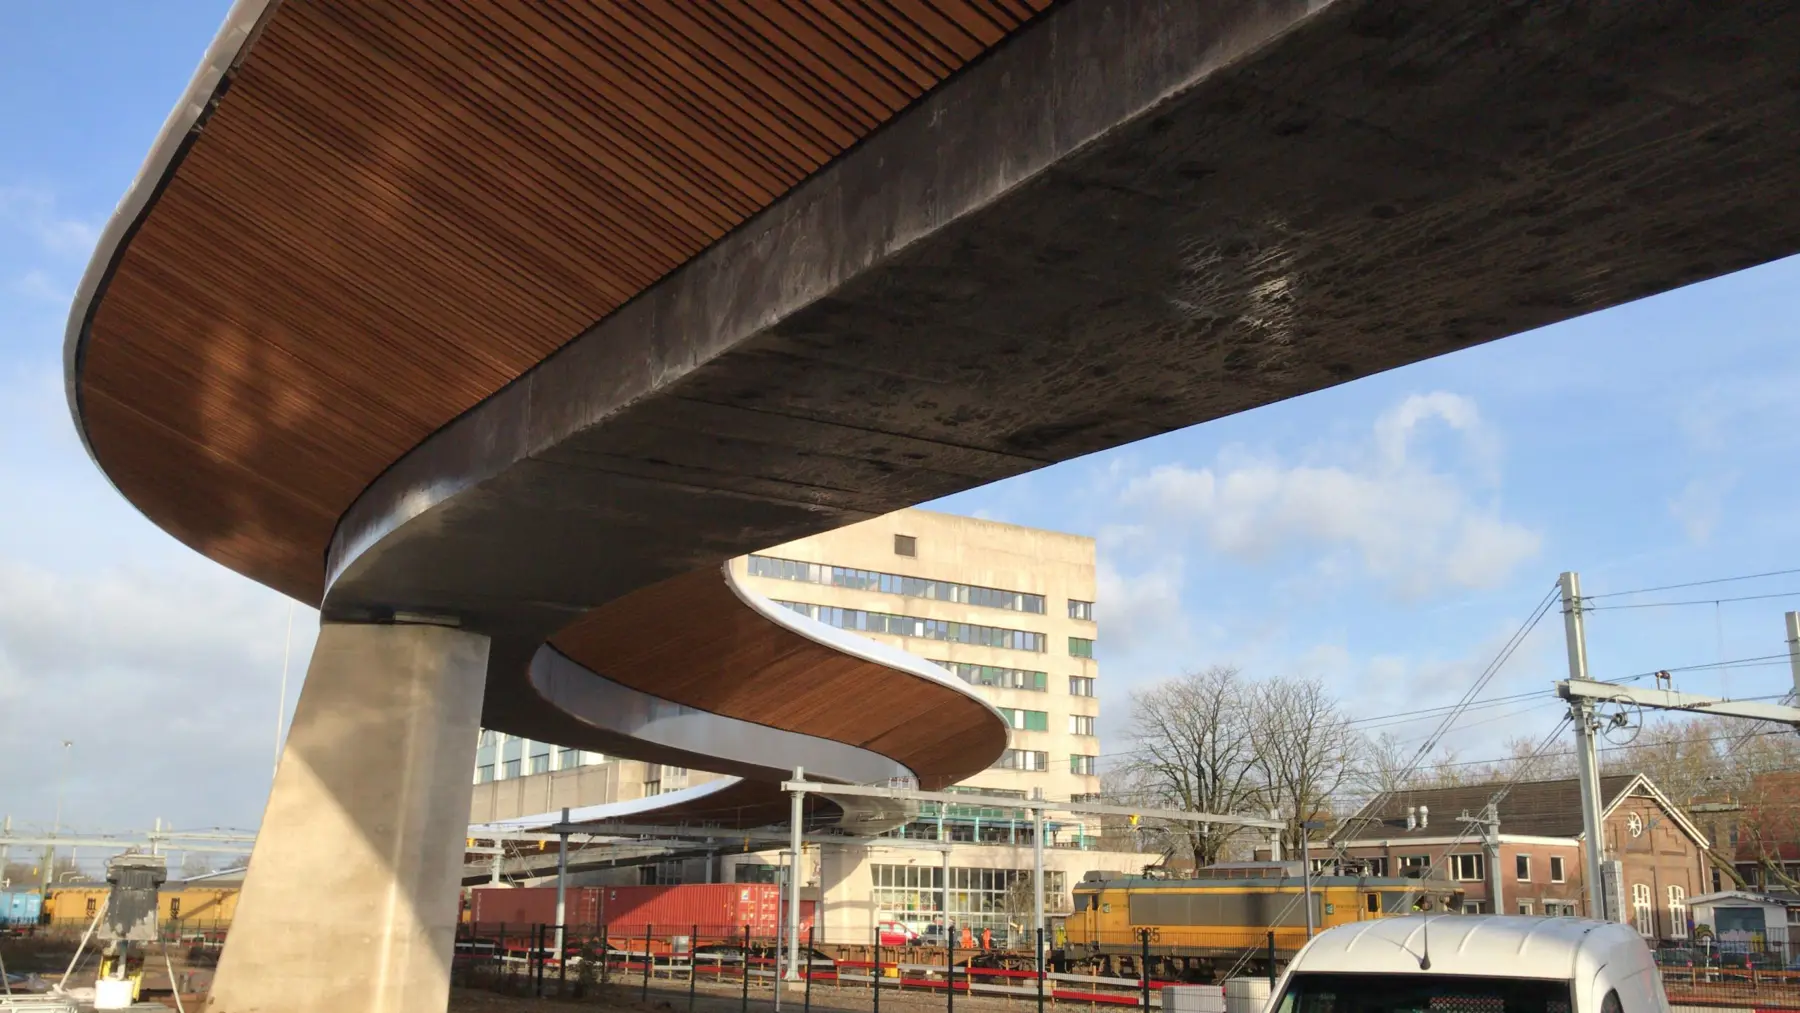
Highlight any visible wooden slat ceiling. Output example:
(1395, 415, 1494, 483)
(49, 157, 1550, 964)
(550, 568, 1008, 788)
(78, 0, 1052, 603)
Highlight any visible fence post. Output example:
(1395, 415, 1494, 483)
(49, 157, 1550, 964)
(804, 923, 815, 1013)
(690, 923, 699, 1011)
(873, 922, 881, 1013)
(559, 921, 566, 995)
(643, 923, 653, 1002)
(947, 922, 956, 1013)
(1139, 929, 1149, 1012)
(535, 923, 545, 998)
(1036, 927, 1045, 1013)
(498, 922, 506, 988)
(742, 924, 752, 1013)
(601, 923, 610, 987)
(1266, 931, 1276, 988)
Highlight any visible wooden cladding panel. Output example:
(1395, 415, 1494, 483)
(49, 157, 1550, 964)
(551, 568, 1007, 787)
(78, 0, 1050, 602)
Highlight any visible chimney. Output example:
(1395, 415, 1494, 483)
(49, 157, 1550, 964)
(1419, 805, 1430, 829)
(1405, 807, 1416, 831)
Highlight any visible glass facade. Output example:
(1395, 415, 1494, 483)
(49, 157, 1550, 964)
(471, 730, 605, 785)
(871, 864, 1068, 939)
(997, 708, 1048, 732)
(775, 600, 1046, 652)
(748, 554, 1045, 614)
(992, 749, 1048, 771)
(934, 662, 1047, 691)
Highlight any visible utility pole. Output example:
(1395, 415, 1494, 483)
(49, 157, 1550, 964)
(1031, 788, 1045, 972)
(786, 767, 804, 982)
(1299, 820, 1321, 938)
(555, 807, 569, 962)
(1462, 806, 1503, 914)
(1561, 572, 1608, 921)
(1785, 612, 1800, 699)
(44, 740, 72, 897)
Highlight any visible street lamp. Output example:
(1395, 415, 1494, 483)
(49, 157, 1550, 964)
(43, 741, 72, 896)
(1299, 820, 1325, 939)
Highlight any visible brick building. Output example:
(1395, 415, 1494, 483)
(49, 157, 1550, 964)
(1328, 774, 1711, 939)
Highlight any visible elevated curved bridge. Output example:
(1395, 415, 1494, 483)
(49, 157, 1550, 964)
(66, 1, 1800, 1010)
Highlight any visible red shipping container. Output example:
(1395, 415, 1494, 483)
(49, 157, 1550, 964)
(595, 884, 814, 936)
(470, 884, 814, 936)
(469, 886, 600, 927)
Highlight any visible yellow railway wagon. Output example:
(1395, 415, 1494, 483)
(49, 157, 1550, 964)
(47, 886, 238, 928)
(1066, 876, 1461, 966)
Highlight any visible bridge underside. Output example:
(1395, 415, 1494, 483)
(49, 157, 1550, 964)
(68, 1, 1800, 1010)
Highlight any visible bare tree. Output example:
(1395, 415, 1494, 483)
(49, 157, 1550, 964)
(1254, 676, 1362, 855)
(1124, 666, 1266, 869)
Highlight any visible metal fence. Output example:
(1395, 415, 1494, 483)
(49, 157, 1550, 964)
(450, 923, 1216, 1011)
(1653, 937, 1800, 1008)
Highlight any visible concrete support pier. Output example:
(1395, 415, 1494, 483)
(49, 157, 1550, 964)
(207, 623, 490, 1013)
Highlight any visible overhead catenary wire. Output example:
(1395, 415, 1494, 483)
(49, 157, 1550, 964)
(1583, 568, 1800, 600)
(1586, 590, 1800, 611)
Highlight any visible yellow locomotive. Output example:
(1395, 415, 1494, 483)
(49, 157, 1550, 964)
(1064, 873, 1461, 981)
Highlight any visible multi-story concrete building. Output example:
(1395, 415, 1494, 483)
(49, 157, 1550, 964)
(737, 508, 1103, 809)
(469, 508, 1139, 943)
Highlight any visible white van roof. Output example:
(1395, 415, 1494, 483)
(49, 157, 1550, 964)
(1290, 916, 1647, 981)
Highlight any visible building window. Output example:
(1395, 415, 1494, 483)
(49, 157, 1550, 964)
(529, 753, 550, 775)
(1668, 886, 1687, 939)
(1067, 599, 1094, 621)
(1363, 857, 1388, 877)
(557, 747, 582, 770)
(1069, 715, 1096, 736)
(776, 600, 1046, 652)
(1069, 676, 1095, 697)
(1400, 855, 1431, 874)
(1516, 855, 1531, 882)
(992, 749, 1048, 772)
(936, 662, 1047, 691)
(1631, 884, 1653, 937)
(1517, 901, 1533, 916)
(476, 764, 495, 784)
(1461, 901, 1485, 915)
(997, 708, 1049, 732)
(748, 554, 1045, 614)
(1549, 856, 1565, 883)
(1069, 637, 1094, 658)
(1451, 854, 1485, 882)
(502, 759, 521, 779)
(894, 535, 916, 557)
(1071, 754, 1097, 776)
(1544, 901, 1577, 917)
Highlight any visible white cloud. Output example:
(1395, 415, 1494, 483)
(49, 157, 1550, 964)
(1668, 475, 1736, 545)
(10, 268, 63, 303)
(0, 185, 100, 260)
(1118, 393, 1540, 599)
(0, 557, 316, 833)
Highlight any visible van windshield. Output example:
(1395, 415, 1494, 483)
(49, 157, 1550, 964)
(1274, 972, 1573, 1013)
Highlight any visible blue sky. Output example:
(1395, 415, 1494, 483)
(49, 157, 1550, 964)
(5, 3, 1800, 837)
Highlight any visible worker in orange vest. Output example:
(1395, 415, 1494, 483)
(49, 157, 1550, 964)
(960, 924, 974, 949)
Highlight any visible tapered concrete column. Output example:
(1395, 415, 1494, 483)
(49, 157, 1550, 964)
(207, 622, 490, 1013)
